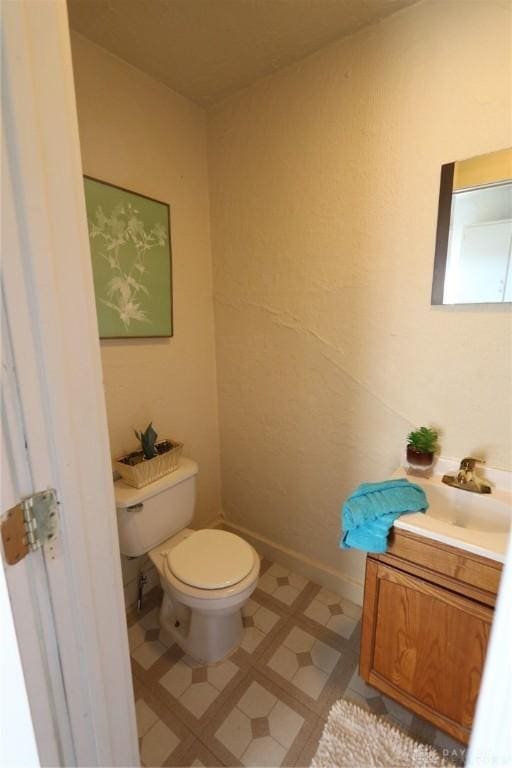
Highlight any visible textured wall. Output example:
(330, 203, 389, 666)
(208, 0, 512, 589)
(71, 34, 221, 531)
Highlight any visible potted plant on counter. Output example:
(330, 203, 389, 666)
(114, 422, 183, 488)
(406, 426, 439, 469)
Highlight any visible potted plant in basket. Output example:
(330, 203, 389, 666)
(406, 426, 439, 469)
(114, 422, 183, 488)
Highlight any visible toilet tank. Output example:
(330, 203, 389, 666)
(114, 458, 198, 557)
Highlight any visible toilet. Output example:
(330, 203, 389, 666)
(114, 458, 260, 664)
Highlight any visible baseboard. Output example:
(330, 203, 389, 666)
(203, 514, 225, 530)
(212, 515, 364, 606)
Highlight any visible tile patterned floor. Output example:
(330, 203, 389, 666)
(127, 557, 467, 767)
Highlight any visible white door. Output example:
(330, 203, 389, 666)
(1, 1, 139, 765)
(0, 372, 40, 766)
(458, 220, 512, 302)
(0, 557, 39, 768)
(1, 303, 74, 766)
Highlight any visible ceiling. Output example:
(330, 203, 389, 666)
(67, 0, 417, 106)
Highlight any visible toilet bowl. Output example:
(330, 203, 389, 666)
(114, 459, 259, 663)
(150, 528, 260, 663)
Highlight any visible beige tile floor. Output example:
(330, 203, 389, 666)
(128, 557, 467, 767)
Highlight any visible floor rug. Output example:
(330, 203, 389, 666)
(312, 699, 455, 767)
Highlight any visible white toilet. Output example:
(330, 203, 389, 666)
(114, 458, 260, 664)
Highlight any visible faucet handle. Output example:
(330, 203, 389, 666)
(460, 457, 485, 470)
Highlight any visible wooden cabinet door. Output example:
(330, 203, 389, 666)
(360, 559, 493, 743)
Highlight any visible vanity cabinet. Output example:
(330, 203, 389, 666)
(360, 529, 502, 744)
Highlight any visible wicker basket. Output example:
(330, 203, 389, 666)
(114, 440, 183, 489)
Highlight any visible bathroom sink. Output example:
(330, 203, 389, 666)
(392, 458, 512, 562)
(424, 484, 510, 533)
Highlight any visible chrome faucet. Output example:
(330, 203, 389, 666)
(442, 457, 492, 494)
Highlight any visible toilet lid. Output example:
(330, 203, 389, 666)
(167, 529, 254, 589)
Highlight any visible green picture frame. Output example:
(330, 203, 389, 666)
(84, 176, 173, 339)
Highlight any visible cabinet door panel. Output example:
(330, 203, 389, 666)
(372, 564, 491, 729)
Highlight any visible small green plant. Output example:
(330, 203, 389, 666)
(134, 422, 158, 460)
(407, 426, 439, 454)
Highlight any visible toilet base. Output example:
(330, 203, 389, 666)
(159, 591, 243, 664)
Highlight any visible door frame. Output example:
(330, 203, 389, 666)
(2, 1, 138, 764)
(467, 531, 512, 765)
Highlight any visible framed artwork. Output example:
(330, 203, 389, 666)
(84, 176, 173, 338)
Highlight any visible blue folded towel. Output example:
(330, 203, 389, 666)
(340, 478, 428, 553)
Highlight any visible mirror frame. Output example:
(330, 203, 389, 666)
(431, 162, 455, 305)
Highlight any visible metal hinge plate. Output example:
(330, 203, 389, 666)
(1, 489, 58, 565)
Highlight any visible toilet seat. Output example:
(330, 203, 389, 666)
(167, 529, 254, 589)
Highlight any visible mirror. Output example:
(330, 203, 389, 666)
(431, 148, 512, 305)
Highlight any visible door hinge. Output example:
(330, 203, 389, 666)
(1, 489, 58, 565)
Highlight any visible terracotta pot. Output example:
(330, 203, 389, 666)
(406, 446, 434, 467)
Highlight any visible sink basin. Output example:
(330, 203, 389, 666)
(425, 484, 510, 533)
(392, 458, 512, 562)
